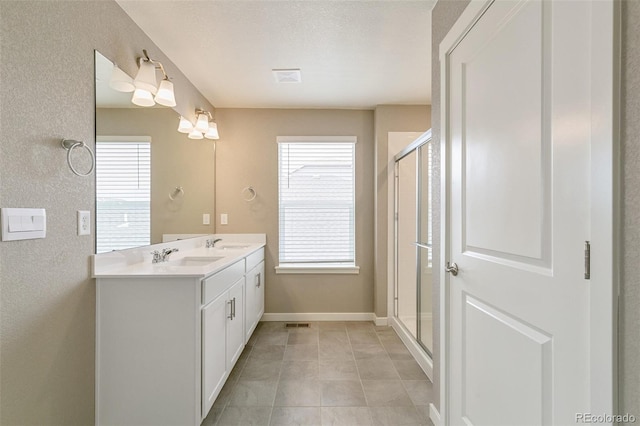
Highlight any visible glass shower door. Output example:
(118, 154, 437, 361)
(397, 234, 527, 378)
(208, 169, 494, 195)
(394, 135, 433, 356)
(395, 150, 418, 339)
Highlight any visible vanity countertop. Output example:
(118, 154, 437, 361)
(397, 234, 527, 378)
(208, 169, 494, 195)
(92, 234, 266, 279)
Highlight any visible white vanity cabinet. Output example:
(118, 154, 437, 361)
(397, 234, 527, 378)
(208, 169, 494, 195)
(95, 240, 265, 426)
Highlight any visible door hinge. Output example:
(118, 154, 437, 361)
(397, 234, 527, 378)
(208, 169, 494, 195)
(584, 241, 591, 280)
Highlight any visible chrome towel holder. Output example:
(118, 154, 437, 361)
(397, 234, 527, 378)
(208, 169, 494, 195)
(61, 139, 95, 176)
(242, 186, 257, 202)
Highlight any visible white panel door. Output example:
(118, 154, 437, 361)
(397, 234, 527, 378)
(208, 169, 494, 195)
(442, 0, 614, 424)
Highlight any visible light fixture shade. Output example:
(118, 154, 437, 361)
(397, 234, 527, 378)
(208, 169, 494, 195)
(188, 129, 204, 140)
(177, 116, 194, 133)
(131, 88, 155, 107)
(155, 79, 176, 107)
(204, 122, 220, 140)
(133, 59, 158, 94)
(195, 113, 209, 133)
(109, 64, 135, 92)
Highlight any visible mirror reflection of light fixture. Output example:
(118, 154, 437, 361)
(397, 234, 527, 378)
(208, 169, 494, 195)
(188, 128, 204, 140)
(110, 49, 176, 108)
(109, 64, 135, 92)
(177, 116, 194, 133)
(204, 122, 219, 140)
(178, 109, 220, 140)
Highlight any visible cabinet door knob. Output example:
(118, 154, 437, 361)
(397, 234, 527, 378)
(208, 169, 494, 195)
(256, 273, 261, 288)
(228, 300, 233, 319)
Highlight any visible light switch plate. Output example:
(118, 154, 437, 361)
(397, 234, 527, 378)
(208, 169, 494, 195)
(203, 213, 210, 225)
(221, 213, 228, 225)
(1, 208, 46, 241)
(77, 211, 90, 236)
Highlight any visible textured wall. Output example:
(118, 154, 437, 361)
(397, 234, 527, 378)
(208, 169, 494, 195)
(620, 0, 640, 417)
(430, 0, 471, 412)
(0, 2, 213, 424)
(96, 107, 216, 244)
(214, 108, 375, 314)
(373, 105, 431, 318)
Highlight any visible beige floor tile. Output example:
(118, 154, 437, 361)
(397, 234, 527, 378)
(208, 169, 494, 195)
(318, 359, 359, 380)
(217, 406, 272, 426)
(241, 359, 283, 381)
(270, 407, 322, 425)
(228, 380, 278, 407)
(274, 380, 322, 407)
(284, 344, 319, 361)
(280, 360, 319, 380)
(356, 359, 400, 380)
(321, 407, 372, 426)
(402, 380, 434, 406)
(369, 406, 424, 426)
(321, 380, 367, 407)
(361, 380, 413, 407)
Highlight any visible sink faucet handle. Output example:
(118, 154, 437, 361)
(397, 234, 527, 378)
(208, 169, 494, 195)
(151, 250, 162, 264)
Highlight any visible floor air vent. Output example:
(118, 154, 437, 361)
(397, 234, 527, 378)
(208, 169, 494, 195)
(285, 323, 310, 328)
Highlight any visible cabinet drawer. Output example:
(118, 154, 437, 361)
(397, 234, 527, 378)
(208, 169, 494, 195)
(246, 247, 265, 272)
(202, 260, 245, 305)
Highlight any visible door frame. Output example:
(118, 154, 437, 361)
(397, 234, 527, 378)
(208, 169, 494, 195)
(437, 0, 620, 423)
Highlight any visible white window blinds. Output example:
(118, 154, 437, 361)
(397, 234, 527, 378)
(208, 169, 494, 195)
(96, 137, 151, 253)
(278, 137, 356, 265)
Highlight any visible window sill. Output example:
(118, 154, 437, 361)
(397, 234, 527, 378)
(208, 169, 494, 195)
(275, 264, 360, 275)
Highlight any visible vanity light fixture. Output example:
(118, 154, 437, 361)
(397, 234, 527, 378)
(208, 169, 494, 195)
(110, 49, 176, 108)
(179, 109, 220, 140)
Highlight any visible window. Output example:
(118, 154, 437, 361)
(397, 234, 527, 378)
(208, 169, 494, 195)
(276, 136, 358, 274)
(95, 136, 151, 253)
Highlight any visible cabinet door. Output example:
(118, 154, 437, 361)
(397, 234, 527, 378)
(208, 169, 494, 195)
(245, 261, 265, 342)
(226, 278, 245, 369)
(202, 292, 228, 418)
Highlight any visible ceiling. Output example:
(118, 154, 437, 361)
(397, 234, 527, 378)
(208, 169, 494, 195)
(115, 0, 435, 110)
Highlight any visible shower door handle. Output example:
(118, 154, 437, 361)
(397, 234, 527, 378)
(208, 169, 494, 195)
(445, 262, 459, 276)
(414, 242, 432, 250)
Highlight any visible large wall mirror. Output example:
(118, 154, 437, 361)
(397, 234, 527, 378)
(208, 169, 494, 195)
(94, 50, 216, 253)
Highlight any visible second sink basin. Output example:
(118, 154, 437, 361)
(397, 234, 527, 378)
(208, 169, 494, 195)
(169, 256, 225, 267)
(215, 244, 250, 250)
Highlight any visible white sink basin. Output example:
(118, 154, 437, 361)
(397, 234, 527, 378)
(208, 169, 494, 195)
(215, 244, 250, 250)
(169, 256, 225, 266)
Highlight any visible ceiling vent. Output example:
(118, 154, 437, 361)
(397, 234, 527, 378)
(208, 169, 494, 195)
(273, 69, 302, 83)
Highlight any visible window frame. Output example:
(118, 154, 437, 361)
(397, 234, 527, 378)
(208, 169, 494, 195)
(275, 136, 359, 275)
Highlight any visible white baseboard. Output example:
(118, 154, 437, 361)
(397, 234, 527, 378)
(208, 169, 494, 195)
(374, 316, 388, 326)
(261, 312, 377, 322)
(429, 403, 441, 426)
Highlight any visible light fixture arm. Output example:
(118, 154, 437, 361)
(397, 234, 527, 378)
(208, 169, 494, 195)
(140, 49, 170, 80)
(195, 109, 213, 120)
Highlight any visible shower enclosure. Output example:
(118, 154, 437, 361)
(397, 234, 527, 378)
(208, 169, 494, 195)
(393, 130, 433, 363)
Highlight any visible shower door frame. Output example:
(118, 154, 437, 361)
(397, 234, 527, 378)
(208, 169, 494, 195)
(391, 129, 433, 380)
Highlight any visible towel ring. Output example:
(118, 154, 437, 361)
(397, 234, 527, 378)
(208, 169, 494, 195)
(61, 139, 95, 176)
(169, 186, 184, 200)
(242, 186, 257, 202)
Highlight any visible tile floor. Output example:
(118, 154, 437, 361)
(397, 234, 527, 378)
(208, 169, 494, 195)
(202, 321, 435, 426)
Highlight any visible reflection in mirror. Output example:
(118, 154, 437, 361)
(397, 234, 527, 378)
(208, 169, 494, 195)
(95, 51, 216, 253)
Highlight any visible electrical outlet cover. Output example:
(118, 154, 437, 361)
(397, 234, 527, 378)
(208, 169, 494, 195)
(77, 210, 90, 236)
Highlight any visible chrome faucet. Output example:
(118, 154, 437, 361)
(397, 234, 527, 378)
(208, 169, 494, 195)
(206, 238, 223, 248)
(151, 248, 179, 263)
